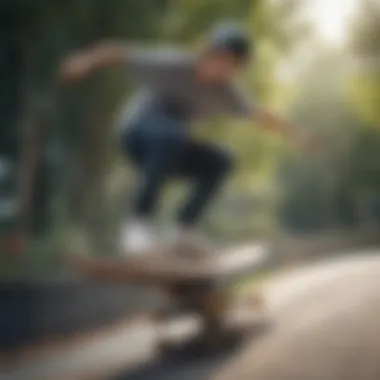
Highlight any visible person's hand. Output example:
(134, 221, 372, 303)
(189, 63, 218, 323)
(253, 109, 294, 139)
(59, 53, 93, 84)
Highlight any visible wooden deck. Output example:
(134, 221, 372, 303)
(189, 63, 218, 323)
(69, 243, 267, 285)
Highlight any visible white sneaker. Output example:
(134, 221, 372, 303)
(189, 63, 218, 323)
(119, 219, 156, 257)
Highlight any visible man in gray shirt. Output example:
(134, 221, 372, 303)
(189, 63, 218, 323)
(61, 24, 305, 256)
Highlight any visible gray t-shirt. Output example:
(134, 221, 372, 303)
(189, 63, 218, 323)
(116, 46, 253, 132)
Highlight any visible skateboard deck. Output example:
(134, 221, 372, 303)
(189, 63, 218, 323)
(68, 243, 269, 351)
(68, 243, 266, 285)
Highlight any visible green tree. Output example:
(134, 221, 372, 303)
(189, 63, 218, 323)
(8, 0, 311, 260)
(278, 48, 367, 231)
(348, 0, 380, 126)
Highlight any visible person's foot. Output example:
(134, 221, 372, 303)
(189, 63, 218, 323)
(119, 219, 156, 257)
(166, 226, 214, 258)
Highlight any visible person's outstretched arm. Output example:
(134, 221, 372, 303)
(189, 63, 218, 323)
(252, 108, 318, 151)
(226, 83, 312, 149)
(59, 41, 127, 84)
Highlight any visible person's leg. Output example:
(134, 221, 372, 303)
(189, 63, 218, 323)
(124, 121, 187, 218)
(120, 117, 188, 253)
(176, 140, 234, 226)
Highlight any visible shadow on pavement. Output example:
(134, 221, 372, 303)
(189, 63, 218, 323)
(115, 350, 231, 380)
(113, 337, 250, 380)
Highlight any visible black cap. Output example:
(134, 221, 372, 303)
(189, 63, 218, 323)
(208, 22, 252, 62)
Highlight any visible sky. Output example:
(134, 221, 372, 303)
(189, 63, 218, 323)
(303, 0, 358, 45)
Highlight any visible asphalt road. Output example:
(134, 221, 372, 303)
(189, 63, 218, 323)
(118, 251, 380, 380)
(216, 252, 380, 380)
(3, 250, 380, 380)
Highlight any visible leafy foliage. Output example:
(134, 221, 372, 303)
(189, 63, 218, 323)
(348, 0, 380, 125)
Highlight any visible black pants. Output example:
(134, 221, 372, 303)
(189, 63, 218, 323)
(121, 115, 233, 226)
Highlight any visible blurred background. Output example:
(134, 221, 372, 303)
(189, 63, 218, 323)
(2, 1, 380, 377)
(1, 0, 380, 278)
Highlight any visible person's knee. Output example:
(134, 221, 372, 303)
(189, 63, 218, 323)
(154, 129, 187, 158)
(201, 150, 234, 184)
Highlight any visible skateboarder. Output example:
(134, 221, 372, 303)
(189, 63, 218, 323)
(60, 23, 309, 256)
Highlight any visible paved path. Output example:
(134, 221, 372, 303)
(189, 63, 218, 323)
(3, 250, 380, 380)
(216, 252, 380, 380)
